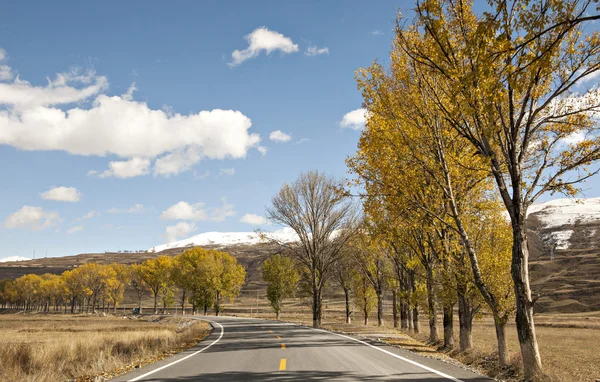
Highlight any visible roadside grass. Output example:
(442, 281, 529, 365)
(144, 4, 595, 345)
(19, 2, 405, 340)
(0, 314, 211, 382)
(231, 305, 600, 382)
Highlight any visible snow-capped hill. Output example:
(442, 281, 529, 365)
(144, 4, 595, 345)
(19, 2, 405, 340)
(528, 197, 600, 249)
(150, 228, 299, 253)
(528, 197, 600, 228)
(0, 256, 30, 263)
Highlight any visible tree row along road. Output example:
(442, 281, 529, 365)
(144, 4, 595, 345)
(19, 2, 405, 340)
(112, 316, 491, 381)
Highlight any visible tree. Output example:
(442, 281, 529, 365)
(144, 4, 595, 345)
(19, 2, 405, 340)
(267, 170, 358, 328)
(353, 272, 377, 325)
(390, 1, 600, 376)
(130, 264, 149, 313)
(352, 230, 391, 327)
(106, 263, 130, 313)
(137, 256, 173, 314)
(210, 250, 246, 316)
(332, 252, 357, 324)
(262, 254, 300, 319)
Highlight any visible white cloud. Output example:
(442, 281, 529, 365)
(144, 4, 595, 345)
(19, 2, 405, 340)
(0, 50, 261, 179)
(0, 48, 13, 82)
(240, 213, 268, 225)
(370, 30, 384, 36)
(219, 168, 235, 176)
(76, 211, 96, 221)
(66, 225, 83, 234)
(257, 146, 268, 156)
(160, 199, 235, 222)
(562, 131, 586, 145)
(153, 147, 201, 177)
(4, 206, 61, 230)
(165, 222, 197, 243)
(122, 82, 136, 101)
(97, 157, 151, 178)
(106, 204, 144, 214)
(269, 130, 292, 142)
(305, 46, 329, 56)
(40, 186, 81, 202)
(0, 65, 12, 81)
(340, 108, 367, 130)
(230, 27, 299, 66)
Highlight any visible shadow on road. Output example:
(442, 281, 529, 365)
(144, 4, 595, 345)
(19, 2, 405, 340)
(144, 370, 489, 381)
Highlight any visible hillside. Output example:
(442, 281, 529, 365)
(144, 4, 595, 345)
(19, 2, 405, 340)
(1, 197, 599, 313)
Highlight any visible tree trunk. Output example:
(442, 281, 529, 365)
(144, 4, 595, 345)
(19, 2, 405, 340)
(392, 290, 399, 328)
(413, 305, 420, 334)
(276, 310, 280, 320)
(426, 266, 439, 342)
(215, 291, 221, 316)
(495, 317, 508, 366)
(458, 293, 473, 352)
(344, 289, 351, 324)
(400, 301, 408, 329)
(154, 292, 158, 314)
(512, 224, 543, 379)
(181, 290, 186, 315)
(138, 296, 142, 314)
(443, 303, 454, 349)
(311, 274, 321, 328)
(376, 290, 384, 327)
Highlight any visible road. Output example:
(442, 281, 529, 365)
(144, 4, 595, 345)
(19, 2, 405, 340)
(112, 316, 492, 381)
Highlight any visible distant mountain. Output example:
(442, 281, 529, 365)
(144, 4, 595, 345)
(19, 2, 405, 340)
(0, 256, 30, 263)
(528, 197, 600, 250)
(149, 228, 299, 253)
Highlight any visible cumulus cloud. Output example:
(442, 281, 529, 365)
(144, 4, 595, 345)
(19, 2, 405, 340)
(153, 148, 201, 177)
(40, 186, 81, 202)
(257, 146, 268, 156)
(66, 225, 83, 234)
(230, 27, 299, 66)
(0, 49, 261, 179)
(240, 213, 268, 225)
(0, 48, 13, 82)
(269, 130, 292, 142)
(165, 222, 197, 243)
(305, 46, 329, 56)
(93, 157, 151, 179)
(340, 108, 367, 130)
(219, 168, 235, 176)
(106, 204, 144, 214)
(160, 199, 235, 222)
(4, 206, 61, 230)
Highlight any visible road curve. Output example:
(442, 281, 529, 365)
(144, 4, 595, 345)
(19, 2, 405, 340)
(112, 316, 491, 381)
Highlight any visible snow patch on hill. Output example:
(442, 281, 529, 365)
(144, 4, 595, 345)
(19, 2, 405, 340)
(0, 256, 30, 263)
(528, 197, 600, 228)
(150, 228, 299, 253)
(528, 197, 600, 249)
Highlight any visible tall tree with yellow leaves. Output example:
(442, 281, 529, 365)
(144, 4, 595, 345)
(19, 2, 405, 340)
(391, 1, 600, 376)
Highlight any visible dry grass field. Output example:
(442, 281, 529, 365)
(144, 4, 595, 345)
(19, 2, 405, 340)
(0, 314, 211, 382)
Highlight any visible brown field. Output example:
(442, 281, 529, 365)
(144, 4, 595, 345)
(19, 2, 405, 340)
(0, 314, 211, 382)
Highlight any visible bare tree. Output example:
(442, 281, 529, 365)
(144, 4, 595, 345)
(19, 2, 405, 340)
(266, 170, 358, 328)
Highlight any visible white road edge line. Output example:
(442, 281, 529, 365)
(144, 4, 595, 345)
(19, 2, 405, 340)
(312, 328, 463, 382)
(128, 321, 224, 382)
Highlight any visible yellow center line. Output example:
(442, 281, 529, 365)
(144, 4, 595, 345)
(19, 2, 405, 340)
(281, 343, 286, 349)
(279, 358, 287, 371)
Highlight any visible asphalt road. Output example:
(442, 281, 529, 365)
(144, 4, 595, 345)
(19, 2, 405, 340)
(112, 316, 492, 381)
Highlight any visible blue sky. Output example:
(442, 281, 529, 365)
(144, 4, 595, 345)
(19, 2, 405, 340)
(1, 1, 599, 260)
(0, 0, 406, 258)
